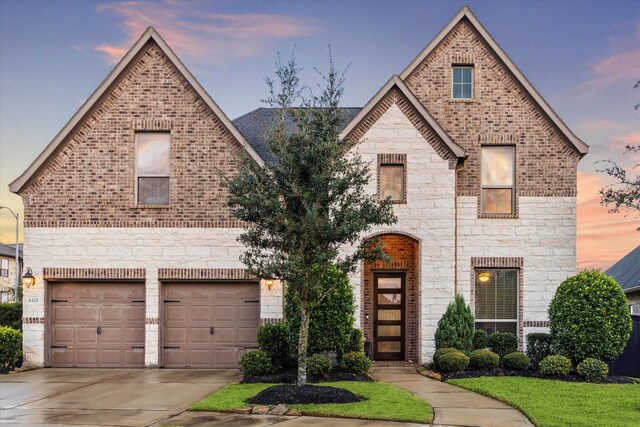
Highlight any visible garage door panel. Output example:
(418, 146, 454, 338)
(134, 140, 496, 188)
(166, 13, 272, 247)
(164, 305, 187, 322)
(52, 305, 75, 323)
(212, 305, 235, 321)
(124, 304, 145, 322)
(163, 348, 187, 367)
(77, 327, 99, 344)
(52, 326, 75, 345)
(76, 348, 99, 366)
(188, 349, 214, 367)
(100, 348, 124, 366)
(213, 348, 238, 368)
(237, 305, 259, 322)
(238, 327, 259, 345)
(165, 327, 187, 345)
(100, 305, 124, 322)
(75, 305, 100, 322)
(51, 348, 74, 367)
(187, 327, 212, 345)
(124, 348, 145, 366)
(189, 306, 212, 322)
(212, 327, 236, 344)
(124, 327, 145, 344)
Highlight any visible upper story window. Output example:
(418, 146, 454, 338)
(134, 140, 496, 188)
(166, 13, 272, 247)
(452, 66, 473, 99)
(0, 258, 9, 277)
(378, 154, 407, 203)
(136, 133, 170, 205)
(475, 269, 518, 335)
(481, 146, 515, 214)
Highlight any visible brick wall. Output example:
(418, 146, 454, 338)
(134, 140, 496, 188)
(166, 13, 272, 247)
(404, 18, 581, 199)
(19, 40, 247, 228)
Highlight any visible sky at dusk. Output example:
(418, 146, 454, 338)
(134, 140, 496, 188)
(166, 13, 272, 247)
(0, 0, 638, 270)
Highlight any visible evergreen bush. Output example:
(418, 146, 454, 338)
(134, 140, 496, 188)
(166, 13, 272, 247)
(526, 333, 553, 369)
(473, 329, 488, 350)
(341, 352, 371, 375)
(434, 294, 474, 353)
(437, 351, 470, 372)
(576, 358, 609, 383)
(239, 350, 275, 377)
(502, 352, 530, 370)
(469, 349, 500, 370)
(539, 355, 571, 376)
(257, 322, 290, 368)
(488, 332, 518, 357)
(0, 326, 22, 372)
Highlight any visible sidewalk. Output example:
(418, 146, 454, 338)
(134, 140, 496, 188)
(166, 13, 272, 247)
(370, 367, 533, 427)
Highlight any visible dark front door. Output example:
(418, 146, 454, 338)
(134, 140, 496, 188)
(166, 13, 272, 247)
(373, 273, 405, 360)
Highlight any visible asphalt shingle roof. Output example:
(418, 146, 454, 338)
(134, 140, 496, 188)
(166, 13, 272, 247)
(606, 245, 640, 293)
(233, 107, 361, 164)
(0, 243, 22, 259)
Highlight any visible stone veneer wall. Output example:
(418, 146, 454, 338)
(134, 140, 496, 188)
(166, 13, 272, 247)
(21, 228, 283, 367)
(628, 292, 640, 315)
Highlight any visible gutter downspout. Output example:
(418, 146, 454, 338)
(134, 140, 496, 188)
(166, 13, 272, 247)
(454, 159, 467, 296)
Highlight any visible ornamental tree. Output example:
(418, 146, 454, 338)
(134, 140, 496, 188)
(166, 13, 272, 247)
(434, 294, 475, 354)
(225, 54, 396, 385)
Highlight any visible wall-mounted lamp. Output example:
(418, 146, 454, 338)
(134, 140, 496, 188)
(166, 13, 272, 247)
(22, 267, 36, 288)
(264, 279, 275, 291)
(478, 272, 492, 283)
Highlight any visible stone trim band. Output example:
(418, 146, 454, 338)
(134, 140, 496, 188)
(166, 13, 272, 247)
(145, 318, 160, 324)
(43, 268, 146, 280)
(523, 320, 549, 328)
(158, 268, 256, 281)
(25, 220, 248, 228)
(23, 317, 45, 324)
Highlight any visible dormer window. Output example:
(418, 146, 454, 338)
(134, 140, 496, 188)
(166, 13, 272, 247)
(452, 66, 473, 99)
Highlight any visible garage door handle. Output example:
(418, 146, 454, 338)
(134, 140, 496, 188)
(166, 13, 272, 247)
(210, 326, 215, 335)
(163, 346, 180, 349)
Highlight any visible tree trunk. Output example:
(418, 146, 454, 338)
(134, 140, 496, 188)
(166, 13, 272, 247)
(296, 305, 311, 386)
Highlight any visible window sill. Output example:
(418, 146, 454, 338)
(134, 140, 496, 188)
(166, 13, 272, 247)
(450, 98, 478, 103)
(379, 199, 407, 205)
(478, 213, 519, 219)
(131, 204, 171, 209)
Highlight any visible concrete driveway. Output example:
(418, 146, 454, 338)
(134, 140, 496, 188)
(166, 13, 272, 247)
(0, 368, 240, 426)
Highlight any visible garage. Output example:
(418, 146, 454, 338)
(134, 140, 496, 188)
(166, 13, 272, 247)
(49, 282, 145, 367)
(162, 282, 260, 368)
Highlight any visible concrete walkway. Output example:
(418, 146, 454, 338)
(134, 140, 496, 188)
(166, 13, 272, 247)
(371, 367, 533, 427)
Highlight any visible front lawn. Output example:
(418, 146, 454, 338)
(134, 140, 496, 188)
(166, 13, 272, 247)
(191, 381, 433, 423)
(448, 376, 640, 427)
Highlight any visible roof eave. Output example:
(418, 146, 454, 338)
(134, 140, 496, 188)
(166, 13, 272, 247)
(10, 27, 264, 194)
(398, 5, 589, 158)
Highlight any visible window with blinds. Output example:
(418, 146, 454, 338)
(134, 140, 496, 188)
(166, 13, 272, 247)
(136, 133, 170, 205)
(481, 146, 515, 214)
(474, 269, 518, 335)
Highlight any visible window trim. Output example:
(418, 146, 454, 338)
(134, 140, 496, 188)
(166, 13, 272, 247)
(377, 154, 407, 204)
(135, 132, 171, 206)
(0, 257, 9, 277)
(480, 145, 516, 216)
(452, 65, 474, 100)
(473, 268, 519, 336)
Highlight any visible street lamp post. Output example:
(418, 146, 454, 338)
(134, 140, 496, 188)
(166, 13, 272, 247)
(0, 206, 20, 302)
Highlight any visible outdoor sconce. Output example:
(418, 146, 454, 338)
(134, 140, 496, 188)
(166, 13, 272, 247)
(22, 267, 36, 288)
(264, 279, 275, 291)
(478, 272, 491, 283)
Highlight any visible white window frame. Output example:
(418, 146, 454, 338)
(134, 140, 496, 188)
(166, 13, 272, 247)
(135, 132, 170, 206)
(481, 145, 516, 215)
(474, 268, 519, 336)
(0, 258, 8, 277)
(452, 65, 474, 99)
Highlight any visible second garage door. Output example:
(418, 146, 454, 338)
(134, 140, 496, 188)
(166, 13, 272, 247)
(162, 282, 260, 368)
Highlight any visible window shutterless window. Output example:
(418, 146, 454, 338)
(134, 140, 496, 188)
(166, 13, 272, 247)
(452, 66, 473, 99)
(136, 133, 170, 205)
(474, 269, 518, 335)
(379, 164, 404, 202)
(0, 258, 8, 277)
(481, 146, 515, 214)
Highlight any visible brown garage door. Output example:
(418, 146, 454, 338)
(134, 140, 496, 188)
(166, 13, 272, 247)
(163, 282, 260, 368)
(50, 282, 145, 367)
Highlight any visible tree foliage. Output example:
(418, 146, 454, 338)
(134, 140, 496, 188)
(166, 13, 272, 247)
(225, 53, 396, 385)
(434, 294, 475, 353)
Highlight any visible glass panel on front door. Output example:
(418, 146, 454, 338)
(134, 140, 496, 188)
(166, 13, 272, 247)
(374, 274, 405, 360)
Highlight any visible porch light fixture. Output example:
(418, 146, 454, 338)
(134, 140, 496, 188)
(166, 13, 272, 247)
(264, 279, 275, 291)
(478, 272, 492, 283)
(22, 267, 36, 288)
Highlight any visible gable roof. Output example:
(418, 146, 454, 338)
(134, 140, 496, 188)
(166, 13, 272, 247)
(340, 75, 466, 159)
(9, 27, 265, 194)
(0, 243, 22, 259)
(606, 245, 640, 294)
(233, 107, 362, 164)
(399, 5, 589, 157)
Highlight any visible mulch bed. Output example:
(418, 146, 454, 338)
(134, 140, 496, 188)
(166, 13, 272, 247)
(440, 368, 638, 384)
(247, 384, 365, 405)
(243, 368, 373, 384)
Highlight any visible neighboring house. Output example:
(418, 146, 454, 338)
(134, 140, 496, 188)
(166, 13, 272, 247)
(606, 245, 640, 315)
(9, 6, 587, 368)
(0, 243, 22, 303)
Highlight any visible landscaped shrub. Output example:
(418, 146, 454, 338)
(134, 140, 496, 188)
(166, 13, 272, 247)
(0, 303, 22, 331)
(307, 353, 332, 378)
(341, 352, 371, 375)
(488, 332, 518, 357)
(502, 352, 530, 370)
(472, 329, 488, 350)
(539, 355, 571, 376)
(239, 350, 275, 377)
(433, 347, 461, 370)
(469, 349, 499, 370)
(434, 294, 474, 353)
(577, 358, 609, 383)
(437, 351, 470, 372)
(548, 270, 632, 363)
(526, 333, 553, 369)
(257, 322, 290, 368)
(286, 266, 356, 357)
(0, 326, 22, 372)
(346, 328, 363, 354)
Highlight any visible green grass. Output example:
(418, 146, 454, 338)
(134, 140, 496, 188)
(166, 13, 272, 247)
(448, 377, 640, 427)
(191, 381, 433, 423)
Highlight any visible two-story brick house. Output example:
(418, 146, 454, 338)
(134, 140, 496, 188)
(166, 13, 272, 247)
(10, 6, 587, 368)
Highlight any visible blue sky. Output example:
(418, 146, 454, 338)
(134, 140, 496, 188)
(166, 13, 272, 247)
(0, 0, 638, 269)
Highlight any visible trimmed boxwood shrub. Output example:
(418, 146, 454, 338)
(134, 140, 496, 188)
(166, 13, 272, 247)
(257, 322, 290, 368)
(539, 355, 571, 376)
(548, 270, 632, 363)
(434, 294, 474, 353)
(239, 350, 275, 377)
(577, 358, 609, 383)
(341, 351, 371, 375)
(489, 332, 518, 357)
(438, 351, 470, 372)
(0, 326, 22, 372)
(346, 328, 363, 354)
(433, 347, 461, 370)
(526, 333, 553, 369)
(473, 329, 488, 350)
(0, 303, 22, 331)
(469, 349, 499, 370)
(502, 352, 530, 370)
(307, 353, 332, 378)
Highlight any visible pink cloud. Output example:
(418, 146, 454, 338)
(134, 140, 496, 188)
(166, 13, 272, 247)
(95, 1, 318, 65)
